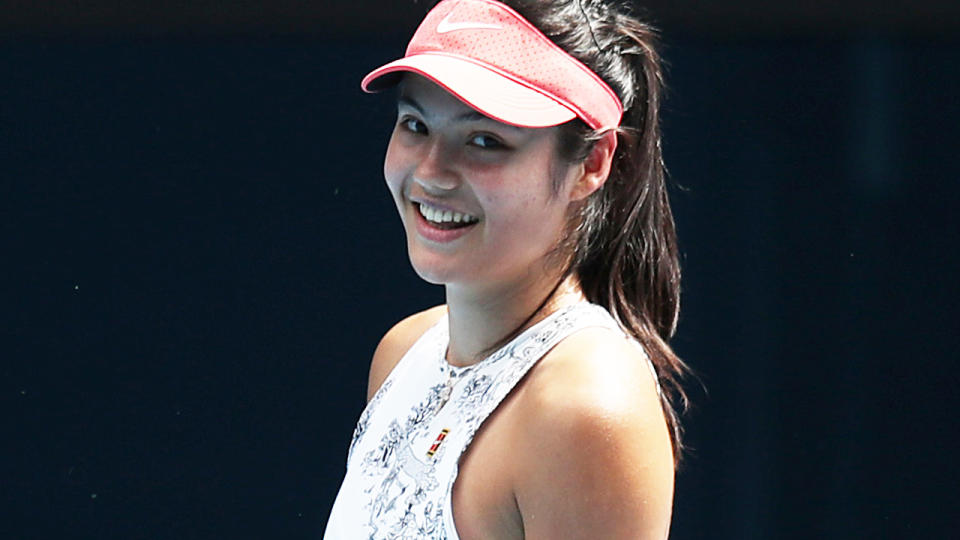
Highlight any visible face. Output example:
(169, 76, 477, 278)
(383, 75, 583, 290)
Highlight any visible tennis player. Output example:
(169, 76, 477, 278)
(325, 1, 689, 538)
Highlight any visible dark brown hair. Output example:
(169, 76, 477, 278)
(499, 0, 691, 464)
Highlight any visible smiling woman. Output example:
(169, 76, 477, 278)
(325, 1, 689, 539)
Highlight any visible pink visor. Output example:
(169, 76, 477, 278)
(361, 0, 623, 131)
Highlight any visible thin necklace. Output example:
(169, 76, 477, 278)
(437, 351, 477, 410)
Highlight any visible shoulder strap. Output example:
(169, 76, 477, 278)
(449, 303, 615, 432)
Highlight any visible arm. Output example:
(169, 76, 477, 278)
(512, 329, 675, 539)
(366, 305, 447, 402)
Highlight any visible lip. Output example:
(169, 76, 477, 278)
(411, 201, 479, 244)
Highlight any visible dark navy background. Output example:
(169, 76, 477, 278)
(4, 4, 959, 539)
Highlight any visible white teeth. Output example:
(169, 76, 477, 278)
(417, 202, 478, 224)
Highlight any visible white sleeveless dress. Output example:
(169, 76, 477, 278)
(324, 302, 657, 539)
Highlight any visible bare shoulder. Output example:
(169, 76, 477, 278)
(510, 327, 675, 539)
(366, 305, 447, 402)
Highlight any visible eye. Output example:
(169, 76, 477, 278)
(399, 116, 428, 135)
(468, 133, 506, 150)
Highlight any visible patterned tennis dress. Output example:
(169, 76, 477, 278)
(324, 302, 654, 539)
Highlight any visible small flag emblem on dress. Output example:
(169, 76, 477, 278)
(426, 428, 450, 458)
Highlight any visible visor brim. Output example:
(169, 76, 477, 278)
(361, 54, 577, 129)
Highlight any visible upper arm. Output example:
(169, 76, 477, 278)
(512, 329, 675, 539)
(366, 305, 447, 402)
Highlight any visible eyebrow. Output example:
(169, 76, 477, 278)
(397, 95, 521, 129)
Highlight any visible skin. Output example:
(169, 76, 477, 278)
(369, 74, 674, 539)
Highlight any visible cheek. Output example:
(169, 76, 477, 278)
(383, 135, 407, 198)
(484, 186, 566, 241)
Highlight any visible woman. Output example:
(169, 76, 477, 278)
(325, 0, 689, 538)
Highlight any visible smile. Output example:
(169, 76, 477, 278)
(416, 202, 480, 229)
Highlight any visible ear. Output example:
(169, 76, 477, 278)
(568, 130, 617, 202)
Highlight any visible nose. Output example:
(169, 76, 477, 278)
(413, 138, 460, 194)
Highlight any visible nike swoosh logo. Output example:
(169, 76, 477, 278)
(436, 13, 502, 34)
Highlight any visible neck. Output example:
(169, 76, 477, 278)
(443, 266, 585, 368)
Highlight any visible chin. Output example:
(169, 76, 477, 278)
(412, 266, 447, 285)
(407, 249, 469, 285)
(406, 239, 456, 286)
